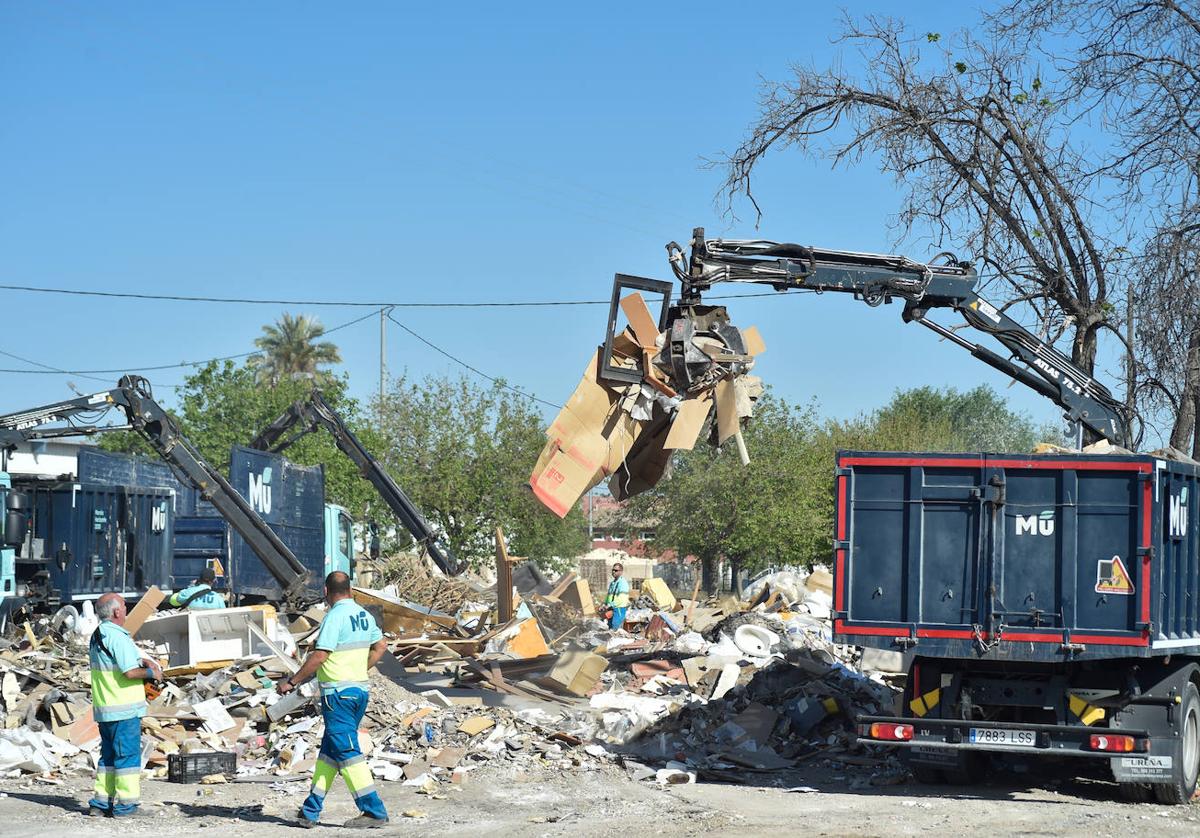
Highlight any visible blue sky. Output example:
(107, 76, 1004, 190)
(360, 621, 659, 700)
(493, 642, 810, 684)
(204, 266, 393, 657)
(0, 2, 1125, 435)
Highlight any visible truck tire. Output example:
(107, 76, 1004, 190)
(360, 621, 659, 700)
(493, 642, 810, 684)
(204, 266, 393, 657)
(1153, 681, 1200, 805)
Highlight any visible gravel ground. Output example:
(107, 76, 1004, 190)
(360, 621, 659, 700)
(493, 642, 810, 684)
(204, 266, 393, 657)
(0, 759, 1197, 836)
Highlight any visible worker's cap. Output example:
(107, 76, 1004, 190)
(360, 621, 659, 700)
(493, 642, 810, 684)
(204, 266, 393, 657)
(198, 567, 217, 584)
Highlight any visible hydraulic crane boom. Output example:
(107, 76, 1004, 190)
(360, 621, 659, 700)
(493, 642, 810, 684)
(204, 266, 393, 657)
(660, 227, 1131, 447)
(248, 390, 462, 575)
(0, 376, 311, 601)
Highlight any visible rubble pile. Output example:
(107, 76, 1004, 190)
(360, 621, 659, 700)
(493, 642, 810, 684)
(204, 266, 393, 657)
(0, 557, 911, 798)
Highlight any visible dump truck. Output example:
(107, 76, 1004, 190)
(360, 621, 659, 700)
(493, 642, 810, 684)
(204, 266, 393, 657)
(628, 229, 1196, 802)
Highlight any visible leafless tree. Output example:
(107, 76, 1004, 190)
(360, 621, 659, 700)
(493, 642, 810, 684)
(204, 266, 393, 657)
(992, 0, 1200, 450)
(719, 16, 1130, 378)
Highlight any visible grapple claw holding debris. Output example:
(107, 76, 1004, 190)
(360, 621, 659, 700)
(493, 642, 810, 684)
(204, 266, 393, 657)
(529, 268, 765, 517)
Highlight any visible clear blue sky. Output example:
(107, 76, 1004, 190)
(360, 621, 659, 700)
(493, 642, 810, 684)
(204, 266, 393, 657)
(0, 2, 1119, 434)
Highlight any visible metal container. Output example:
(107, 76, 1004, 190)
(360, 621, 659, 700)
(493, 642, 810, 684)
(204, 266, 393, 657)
(832, 450, 1200, 662)
(226, 446, 325, 600)
(19, 480, 174, 603)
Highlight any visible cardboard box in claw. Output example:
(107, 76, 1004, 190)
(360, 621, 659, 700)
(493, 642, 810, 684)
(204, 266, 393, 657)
(530, 294, 764, 518)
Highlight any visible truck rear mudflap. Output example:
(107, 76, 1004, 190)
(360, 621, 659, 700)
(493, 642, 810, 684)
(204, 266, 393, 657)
(857, 715, 1172, 781)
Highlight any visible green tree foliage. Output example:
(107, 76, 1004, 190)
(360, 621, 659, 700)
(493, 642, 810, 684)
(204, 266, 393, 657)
(100, 361, 381, 524)
(626, 385, 1058, 590)
(621, 395, 828, 591)
(373, 374, 587, 571)
(248, 312, 342, 386)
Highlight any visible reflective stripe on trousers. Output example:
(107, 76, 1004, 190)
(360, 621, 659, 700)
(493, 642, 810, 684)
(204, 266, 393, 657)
(89, 717, 142, 816)
(300, 688, 387, 822)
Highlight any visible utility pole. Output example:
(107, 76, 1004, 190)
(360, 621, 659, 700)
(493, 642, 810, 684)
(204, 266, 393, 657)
(378, 307, 387, 426)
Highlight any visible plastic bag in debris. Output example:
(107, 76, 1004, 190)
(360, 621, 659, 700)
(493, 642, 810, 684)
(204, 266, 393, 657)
(777, 612, 834, 650)
(590, 692, 679, 744)
(801, 588, 833, 620)
(671, 631, 707, 655)
(742, 570, 807, 603)
(0, 727, 80, 773)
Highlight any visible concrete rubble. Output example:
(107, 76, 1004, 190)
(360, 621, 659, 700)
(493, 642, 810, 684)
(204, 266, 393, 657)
(0, 559, 912, 798)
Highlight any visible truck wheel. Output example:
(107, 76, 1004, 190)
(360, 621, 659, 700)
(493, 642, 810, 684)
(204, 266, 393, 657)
(1153, 681, 1200, 805)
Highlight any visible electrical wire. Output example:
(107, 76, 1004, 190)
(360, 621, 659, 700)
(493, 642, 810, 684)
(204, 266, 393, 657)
(385, 311, 563, 409)
(0, 283, 801, 307)
(0, 307, 381, 379)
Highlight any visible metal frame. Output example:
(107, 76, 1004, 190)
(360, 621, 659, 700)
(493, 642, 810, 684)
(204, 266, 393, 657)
(598, 273, 673, 386)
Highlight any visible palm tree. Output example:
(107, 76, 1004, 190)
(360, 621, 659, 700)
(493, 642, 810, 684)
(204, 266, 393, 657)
(250, 313, 342, 385)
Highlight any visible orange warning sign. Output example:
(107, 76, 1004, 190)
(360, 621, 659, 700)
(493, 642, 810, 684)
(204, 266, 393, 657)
(208, 558, 226, 578)
(1095, 555, 1134, 595)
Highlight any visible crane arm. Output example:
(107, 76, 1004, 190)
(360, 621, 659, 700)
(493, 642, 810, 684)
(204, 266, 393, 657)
(656, 228, 1130, 447)
(248, 391, 462, 576)
(0, 376, 311, 600)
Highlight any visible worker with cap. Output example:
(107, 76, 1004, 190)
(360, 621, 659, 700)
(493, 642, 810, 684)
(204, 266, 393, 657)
(167, 566, 226, 610)
(605, 562, 631, 630)
(87, 592, 163, 818)
(277, 571, 389, 829)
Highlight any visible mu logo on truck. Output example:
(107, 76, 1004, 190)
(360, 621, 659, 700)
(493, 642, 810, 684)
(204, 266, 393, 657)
(1169, 487, 1189, 540)
(1015, 510, 1056, 537)
(248, 466, 273, 515)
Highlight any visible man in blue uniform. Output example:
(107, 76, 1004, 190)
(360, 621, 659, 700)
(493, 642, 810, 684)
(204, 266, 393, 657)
(277, 571, 389, 829)
(168, 567, 226, 610)
(88, 592, 162, 818)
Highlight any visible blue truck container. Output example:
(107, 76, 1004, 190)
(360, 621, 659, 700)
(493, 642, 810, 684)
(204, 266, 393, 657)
(837, 450, 1200, 803)
(226, 446, 325, 600)
(78, 447, 328, 601)
(17, 480, 174, 604)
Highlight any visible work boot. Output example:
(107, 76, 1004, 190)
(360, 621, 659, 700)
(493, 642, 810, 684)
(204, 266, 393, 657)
(343, 814, 388, 828)
(295, 812, 317, 829)
(86, 806, 108, 818)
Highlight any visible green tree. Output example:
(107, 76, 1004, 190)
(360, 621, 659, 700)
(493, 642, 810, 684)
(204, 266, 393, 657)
(621, 394, 826, 592)
(373, 374, 587, 571)
(248, 312, 342, 386)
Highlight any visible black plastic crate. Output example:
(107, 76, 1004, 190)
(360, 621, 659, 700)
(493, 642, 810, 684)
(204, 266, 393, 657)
(167, 751, 237, 783)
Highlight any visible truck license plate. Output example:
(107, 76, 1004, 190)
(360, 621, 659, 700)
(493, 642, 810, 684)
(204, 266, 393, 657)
(968, 728, 1035, 747)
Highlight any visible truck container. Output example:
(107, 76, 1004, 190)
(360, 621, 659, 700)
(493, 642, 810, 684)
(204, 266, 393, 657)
(14, 479, 174, 604)
(77, 447, 341, 601)
(226, 446, 325, 600)
(836, 450, 1200, 803)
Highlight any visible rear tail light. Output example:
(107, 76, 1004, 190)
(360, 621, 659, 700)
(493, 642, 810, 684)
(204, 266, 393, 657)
(863, 722, 913, 741)
(1088, 734, 1145, 752)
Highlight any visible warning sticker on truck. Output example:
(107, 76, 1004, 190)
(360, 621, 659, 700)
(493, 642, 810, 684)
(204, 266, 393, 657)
(1112, 755, 1172, 781)
(1095, 555, 1134, 595)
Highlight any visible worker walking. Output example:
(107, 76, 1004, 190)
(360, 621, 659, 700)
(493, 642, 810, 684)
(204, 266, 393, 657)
(167, 566, 226, 609)
(605, 562, 630, 630)
(276, 571, 389, 829)
(88, 592, 162, 818)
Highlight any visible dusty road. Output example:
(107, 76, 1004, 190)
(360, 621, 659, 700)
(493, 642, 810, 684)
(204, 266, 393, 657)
(0, 762, 1197, 837)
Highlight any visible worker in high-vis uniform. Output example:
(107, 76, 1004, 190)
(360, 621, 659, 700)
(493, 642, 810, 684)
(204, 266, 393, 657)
(167, 566, 226, 610)
(276, 571, 389, 829)
(88, 592, 163, 818)
(605, 562, 631, 630)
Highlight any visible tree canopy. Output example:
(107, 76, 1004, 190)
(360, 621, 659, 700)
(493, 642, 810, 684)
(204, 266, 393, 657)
(249, 312, 342, 386)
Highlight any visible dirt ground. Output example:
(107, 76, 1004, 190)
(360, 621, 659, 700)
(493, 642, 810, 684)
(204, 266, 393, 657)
(1, 760, 1198, 837)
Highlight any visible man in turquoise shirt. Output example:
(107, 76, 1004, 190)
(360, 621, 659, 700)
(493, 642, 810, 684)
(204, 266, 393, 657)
(168, 567, 226, 610)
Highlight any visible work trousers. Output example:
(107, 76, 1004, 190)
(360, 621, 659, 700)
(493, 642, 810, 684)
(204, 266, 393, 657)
(300, 688, 387, 822)
(608, 606, 628, 630)
(89, 716, 142, 816)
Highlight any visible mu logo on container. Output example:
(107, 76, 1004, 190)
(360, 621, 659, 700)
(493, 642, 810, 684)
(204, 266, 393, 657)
(1015, 510, 1056, 537)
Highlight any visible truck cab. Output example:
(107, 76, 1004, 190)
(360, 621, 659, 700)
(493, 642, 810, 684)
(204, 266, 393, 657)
(324, 503, 354, 579)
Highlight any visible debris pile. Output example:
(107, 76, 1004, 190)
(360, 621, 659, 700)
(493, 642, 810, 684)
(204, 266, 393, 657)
(0, 554, 908, 798)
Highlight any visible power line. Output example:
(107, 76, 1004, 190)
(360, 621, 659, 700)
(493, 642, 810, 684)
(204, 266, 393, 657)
(0, 308, 380, 378)
(385, 312, 563, 410)
(0, 282, 802, 307)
